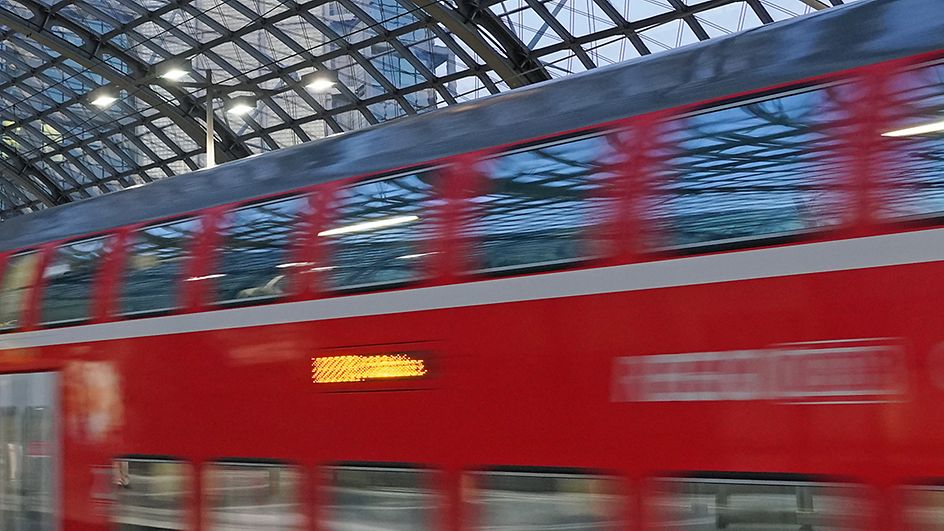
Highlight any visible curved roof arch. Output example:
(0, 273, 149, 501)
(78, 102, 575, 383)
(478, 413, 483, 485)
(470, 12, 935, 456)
(0, 0, 856, 219)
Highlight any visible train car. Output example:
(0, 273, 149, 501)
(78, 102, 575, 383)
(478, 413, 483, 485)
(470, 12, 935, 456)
(0, 0, 943, 528)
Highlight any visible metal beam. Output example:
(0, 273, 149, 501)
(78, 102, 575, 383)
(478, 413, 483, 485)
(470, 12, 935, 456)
(405, 0, 550, 87)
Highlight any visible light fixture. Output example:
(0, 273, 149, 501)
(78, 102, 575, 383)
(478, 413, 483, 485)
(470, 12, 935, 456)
(184, 273, 226, 282)
(301, 70, 338, 92)
(157, 58, 192, 81)
(89, 88, 118, 108)
(318, 215, 419, 237)
(276, 261, 317, 269)
(225, 95, 257, 116)
(882, 119, 944, 137)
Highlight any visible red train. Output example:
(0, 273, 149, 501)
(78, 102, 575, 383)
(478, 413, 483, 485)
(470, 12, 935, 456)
(1, 0, 944, 529)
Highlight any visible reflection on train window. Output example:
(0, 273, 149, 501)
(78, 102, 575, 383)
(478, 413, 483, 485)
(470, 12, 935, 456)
(0, 252, 38, 330)
(214, 196, 307, 304)
(41, 237, 108, 325)
(652, 476, 865, 530)
(469, 136, 615, 272)
(321, 465, 439, 530)
(879, 64, 944, 219)
(903, 485, 944, 530)
(111, 458, 191, 531)
(656, 88, 848, 249)
(119, 218, 198, 315)
(466, 469, 623, 530)
(0, 372, 58, 531)
(204, 461, 304, 531)
(323, 172, 438, 290)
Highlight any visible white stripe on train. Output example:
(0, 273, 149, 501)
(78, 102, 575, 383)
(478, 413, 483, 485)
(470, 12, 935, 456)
(2, 228, 943, 350)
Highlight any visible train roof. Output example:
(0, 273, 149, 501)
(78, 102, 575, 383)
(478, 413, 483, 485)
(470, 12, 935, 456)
(0, 0, 942, 252)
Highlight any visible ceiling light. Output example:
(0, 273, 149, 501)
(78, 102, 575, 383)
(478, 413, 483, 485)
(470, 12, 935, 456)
(89, 88, 118, 108)
(318, 215, 419, 237)
(301, 70, 338, 92)
(882, 119, 944, 137)
(225, 95, 257, 116)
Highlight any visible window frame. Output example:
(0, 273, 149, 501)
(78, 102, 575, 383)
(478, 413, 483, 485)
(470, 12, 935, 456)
(0, 249, 40, 332)
(117, 216, 200, 319)
(467, 130, 617, 276)
(38, 234, 112, 328)
(209, 194, 310, 308)
(320, 167, 443, 294)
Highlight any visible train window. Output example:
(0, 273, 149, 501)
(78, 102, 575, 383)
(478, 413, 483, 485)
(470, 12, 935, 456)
(468, 136, 615, 272)
(878, 63, 944, 219)
(323, 172, 438, 290)
(205, 461, 304, 531)
(656, 87, 848, 249)
(652, 476, 866, 530)
(213, 195, 307, 304)
(903, 485, 944, 530)
(0, 251, 39, 330)
(466, 469, 623, 529)
(0, 372, 58, 531)
(111, 458, 191, 530)
(40, 237, 108, 325)
(119, 218, 199, 316)
(321, 465, 439, 530)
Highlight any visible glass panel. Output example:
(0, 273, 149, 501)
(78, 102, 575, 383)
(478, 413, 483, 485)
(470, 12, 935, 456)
(904, 486, 944, 531)
(321, 466, 438, 530)
(205, 462, 304, 531)
(0, 252, 38, 330)
(468, 136, 615, 271)
(878, 64, 944, 219)
(656, 87, 848, 248)
(112, 459, 191, 531)
(214, 196, 307, 304)
(468, 470, 623, 530)
(0, 372, 58, 531)
(652, 477, 864, 530)
(324, 172, 438, 290)
(119, 218, 198, 315)
(41, 238, 108, 325)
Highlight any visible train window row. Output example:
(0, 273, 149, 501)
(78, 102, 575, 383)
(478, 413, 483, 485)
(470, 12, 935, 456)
(106, 458, 944, 530)
(0, 62, 943, 329)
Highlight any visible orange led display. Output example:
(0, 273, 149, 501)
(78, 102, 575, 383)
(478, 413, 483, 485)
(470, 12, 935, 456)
(312, 354, 428, 383)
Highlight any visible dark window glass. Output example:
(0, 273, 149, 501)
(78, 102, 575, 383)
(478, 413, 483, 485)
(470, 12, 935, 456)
(467, 470, 623, 530)
(111, 459, 191, 531)
(656, 88, 849, 248)
(468, 136, 615, 272)
(0, 252, 39, 330)
(879, 64, 944, 219)
(321, 466, 438, 530)
(119, 219, 198, 315)
(205, 462, 303, 531)
(40, 237, 108, 325)
(653, 477, 865, 530)
(323, 172, 438, 289)
(905, 486, 944, 530)
(214, 196, 307, 304)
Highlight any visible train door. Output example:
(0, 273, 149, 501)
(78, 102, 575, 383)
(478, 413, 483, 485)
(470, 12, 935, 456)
(0, 372, 59, 531)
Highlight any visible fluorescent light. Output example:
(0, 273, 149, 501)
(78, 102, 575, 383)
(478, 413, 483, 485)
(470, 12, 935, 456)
(276, 262, 316, 269)
(90, 94, 117, 108)
(310, 266, 335, 272)
(160, 68, 188, 81)
(318, 215, 419, 237)
(396, 252, 436, 260)
(882, 119, 944, 137)
(301, 71, 337, 92)
(226, 96, 257, 116)
(185, 273, 226, 282)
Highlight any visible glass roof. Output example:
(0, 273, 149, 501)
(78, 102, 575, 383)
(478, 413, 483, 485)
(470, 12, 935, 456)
(0, 0, 856, 219)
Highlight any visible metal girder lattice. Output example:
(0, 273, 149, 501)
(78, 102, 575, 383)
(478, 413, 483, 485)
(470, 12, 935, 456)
(0, 0, 851, 219)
